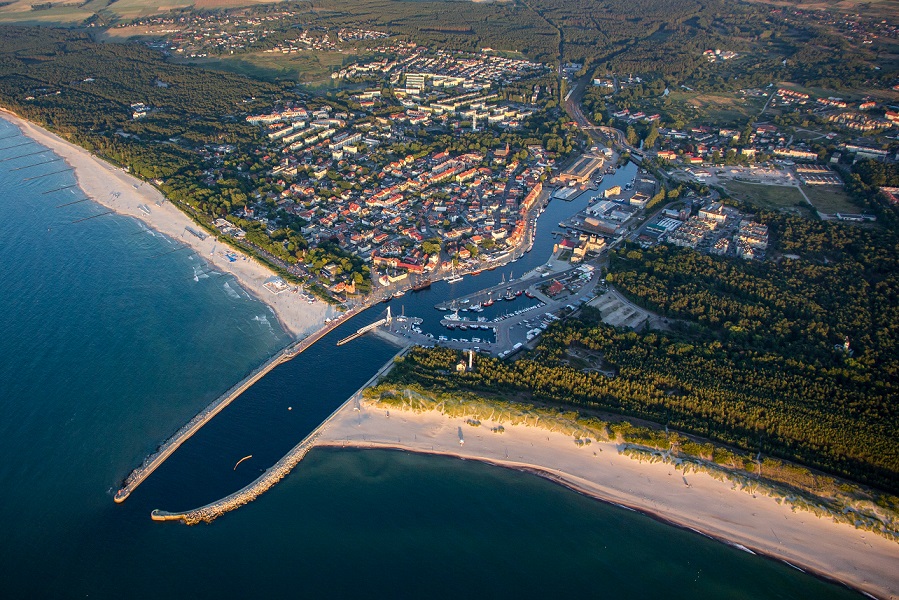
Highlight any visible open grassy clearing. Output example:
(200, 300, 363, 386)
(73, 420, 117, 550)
(746, 0, 899, 21)
(0, 0, 270, 24)
(802, 185, 860, 214)
(663, 91, 766, 128)
(182, 49, 353, 84)
(724, 180, 809, 212)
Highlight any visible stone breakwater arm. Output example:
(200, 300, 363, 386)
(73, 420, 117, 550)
(150, 345, 410, 524)
(114, 346, 294, 503)
(114, 311, 361, 504)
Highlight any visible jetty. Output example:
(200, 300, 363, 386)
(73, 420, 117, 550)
(150, 345, 411, 524)
(23, 167, 73, 182)
(114, 305, 366, 504)
(0, 149, 48, 162)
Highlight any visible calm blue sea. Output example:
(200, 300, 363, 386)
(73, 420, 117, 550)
(0, 118, 861, 598)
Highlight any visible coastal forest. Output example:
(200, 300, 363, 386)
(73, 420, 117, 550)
(0, 27, 374, 286)
(384, 213, 899, 494)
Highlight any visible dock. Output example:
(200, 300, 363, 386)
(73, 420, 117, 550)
(434, 274, 545, 312)
(337, 308, 392, 346)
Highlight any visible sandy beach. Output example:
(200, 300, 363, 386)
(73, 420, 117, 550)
(317, 398, 899, 600)
(1, 110, 333, 338)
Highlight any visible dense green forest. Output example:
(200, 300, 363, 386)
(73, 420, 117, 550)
(0, 27, 341, 280)
(383, 213, 899, 493)
(266, 0, 897, 90)
(0, 27, 280, 187)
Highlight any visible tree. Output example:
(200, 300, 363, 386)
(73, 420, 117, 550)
(422, 238, 442, 256)
(626, 126, 638, 146)
(644, 125, 659, 149)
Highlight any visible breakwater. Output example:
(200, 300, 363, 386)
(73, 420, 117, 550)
(150, 345, 410, 524)
(114, 306, 366, 503)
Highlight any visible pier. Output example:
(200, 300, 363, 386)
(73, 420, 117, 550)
(337, 307, 392, 346)
(114, 305, 367, 503)
(150, 345, 411, 524)
(434, 271, 548, 312)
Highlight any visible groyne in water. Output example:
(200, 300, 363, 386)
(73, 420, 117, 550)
(150, 345, 410, 524)
(114, 307, 365, 503)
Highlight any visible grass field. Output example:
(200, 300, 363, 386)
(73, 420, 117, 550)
(183, 49, 352, 84)
(746, 0, 899, 21)
(724, 181, 808, 212)
(0, 0, 270, 24)
(802, 185, 860, 214)
(663, 91, 766, 128)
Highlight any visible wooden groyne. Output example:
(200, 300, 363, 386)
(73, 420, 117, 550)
(150, 345, 410, 524)
(114, 307, 366, 504)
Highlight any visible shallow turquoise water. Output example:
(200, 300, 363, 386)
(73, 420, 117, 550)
(0, 118, 862, 598)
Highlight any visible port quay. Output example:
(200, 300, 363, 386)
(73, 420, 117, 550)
(113, 305, 368, 504)
(151, 346, 409, 524)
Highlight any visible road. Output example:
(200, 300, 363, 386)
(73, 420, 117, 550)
(563, 73, 635, 153)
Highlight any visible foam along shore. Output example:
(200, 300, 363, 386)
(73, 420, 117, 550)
(0, 109, 333, 338)
(316, 399, 899, 600)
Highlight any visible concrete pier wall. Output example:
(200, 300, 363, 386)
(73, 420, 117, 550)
(151, 345, 410, 524)
(115, 307, 366, 503)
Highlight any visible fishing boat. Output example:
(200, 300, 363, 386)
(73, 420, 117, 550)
(445, 309, 462, 321)
(482, 296, 495, 307)
(524, 290, 536, 299)
(393, 290, 405, 298)
(504, 287, 515, 301)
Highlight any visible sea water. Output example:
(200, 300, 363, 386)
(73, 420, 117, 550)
(0, 118, 861, 598)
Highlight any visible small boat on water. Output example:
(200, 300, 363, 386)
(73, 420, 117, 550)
(504, 287, 515, 301)
(411, 279, 432, 292)
(483, 298, 495, 307)
(393, 290, 405, 298)
(471, 270, 482, 276)
(444, 274, 463, 284)
(524, 290, 536, 299)
(515, 290, 523, 297)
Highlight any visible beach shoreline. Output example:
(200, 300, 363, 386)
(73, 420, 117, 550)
(0, 109, 332, 338)
(315, 398, 899, 600)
